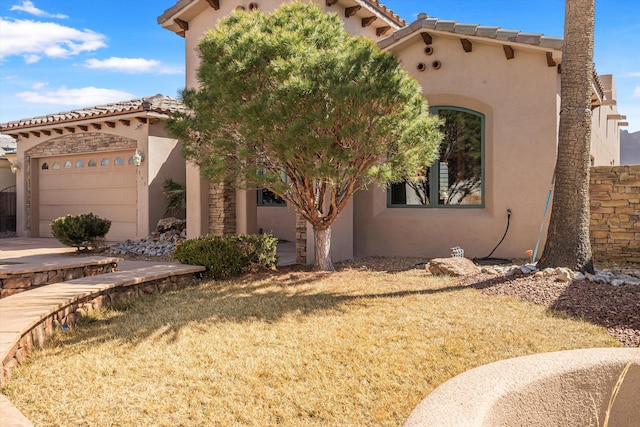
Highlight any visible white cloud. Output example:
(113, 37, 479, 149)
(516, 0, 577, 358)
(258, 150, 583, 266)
(84, 57, 184, 75)
(626, 72, 640, 78)
(634, 86, 640, 97)
(15, 86, 134, 106)
(23, 54, 40, 64)
(0, 18, 106, 62)
(9, 1, 67, 19)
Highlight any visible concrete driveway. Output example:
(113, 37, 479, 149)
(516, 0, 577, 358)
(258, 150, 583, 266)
(1, 237, 298, 266)
(0, 237, 75, 263)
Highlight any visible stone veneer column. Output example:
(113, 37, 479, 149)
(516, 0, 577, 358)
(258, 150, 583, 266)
(589, 165, 640, 264)
(295, 212, 307, 265)
(208, 182, 236, 235)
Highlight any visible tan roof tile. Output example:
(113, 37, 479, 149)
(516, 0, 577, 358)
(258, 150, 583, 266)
(0, 94, 185, 132)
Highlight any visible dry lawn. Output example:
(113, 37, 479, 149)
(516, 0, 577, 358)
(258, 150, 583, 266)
(2, 258, 620, 426)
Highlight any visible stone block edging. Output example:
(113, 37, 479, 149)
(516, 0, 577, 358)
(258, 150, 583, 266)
(0, 257, 120, 298)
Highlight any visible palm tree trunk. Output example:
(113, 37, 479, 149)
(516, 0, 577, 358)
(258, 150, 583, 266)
(537, 0, 595, 273)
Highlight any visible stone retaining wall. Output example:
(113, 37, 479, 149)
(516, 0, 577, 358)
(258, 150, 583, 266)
(590, 165, 640, 264)
(0, 258, 119, 298)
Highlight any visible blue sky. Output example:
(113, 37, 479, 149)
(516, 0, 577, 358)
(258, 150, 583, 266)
(1, 0, 638, 132)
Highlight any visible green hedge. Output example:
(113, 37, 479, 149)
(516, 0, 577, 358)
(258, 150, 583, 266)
(50, 213, 111, 251)
(173, 233, 279, 279)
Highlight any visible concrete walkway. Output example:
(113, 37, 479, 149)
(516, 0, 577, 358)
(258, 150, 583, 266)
(0, 238, 206, 426)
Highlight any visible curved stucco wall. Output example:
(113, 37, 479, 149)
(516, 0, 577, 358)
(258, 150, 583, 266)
(404, 347, 640, 427)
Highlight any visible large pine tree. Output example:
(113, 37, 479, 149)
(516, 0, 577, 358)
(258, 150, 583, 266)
(166, 3, 442, 271)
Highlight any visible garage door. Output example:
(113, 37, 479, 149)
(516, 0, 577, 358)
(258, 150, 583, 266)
(37, 151, 137, 241)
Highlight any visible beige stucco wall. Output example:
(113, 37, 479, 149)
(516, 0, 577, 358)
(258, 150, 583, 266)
(147, 123, 186, 230)
(354, 34, 561, 260)
(257, 204, 296, 242)
(590, 74, 622, 166)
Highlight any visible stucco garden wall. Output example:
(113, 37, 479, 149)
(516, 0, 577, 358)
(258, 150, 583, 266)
(404, 348, 640, 427)
(590, 165, 640, 264)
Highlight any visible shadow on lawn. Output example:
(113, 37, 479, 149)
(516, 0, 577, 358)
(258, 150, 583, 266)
(61, 270, 467, 348)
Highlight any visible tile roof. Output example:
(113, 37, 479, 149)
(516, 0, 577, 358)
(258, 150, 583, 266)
(0, 94, 185, 132)
(158, 0, 405, 28)
(359, 0, 405, 27)
(378, 15, 565, 51)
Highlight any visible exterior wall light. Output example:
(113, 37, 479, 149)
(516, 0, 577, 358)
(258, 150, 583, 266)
(5, 153, 19, 173)
(133, 149, 144, 167)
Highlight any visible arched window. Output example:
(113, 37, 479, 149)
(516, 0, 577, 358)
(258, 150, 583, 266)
(52, 162, 61, 170)
(75, 160, 84, 168)
(114, 156, 124, 166)
(41, 163, 49, 170)
(63, 160, 72, 169)
(128, 156, 136, 165)
(88, 159, 97, 167)
(101, 158, 110, 166)
(389, 107, 484, 208)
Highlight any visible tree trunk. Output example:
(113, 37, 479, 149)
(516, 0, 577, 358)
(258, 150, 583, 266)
(537, 0, 595, 273)
(313, 225, 334, 271)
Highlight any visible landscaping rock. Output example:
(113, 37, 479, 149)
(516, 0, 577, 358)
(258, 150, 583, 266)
(105, 217, 187, 259)
(481, 262, 640, 288)
(428, 257, 481, 276)
(556, 268, 572, 282)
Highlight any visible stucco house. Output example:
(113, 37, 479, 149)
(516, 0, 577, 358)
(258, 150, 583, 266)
(0, 95, 186, 241)
(1, 1, 626, 263)
(157, 0, 626, 263)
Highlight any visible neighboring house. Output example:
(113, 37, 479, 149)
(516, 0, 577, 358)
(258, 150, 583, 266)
(0, 137, 17, 191)
(0, 95, 187, 241)
(621, 130, 640, 165)
(158, 0, 626, 262)
(0, 137, 17, 233)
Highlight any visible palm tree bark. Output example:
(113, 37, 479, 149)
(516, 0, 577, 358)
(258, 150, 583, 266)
(538, 0, 595, 273)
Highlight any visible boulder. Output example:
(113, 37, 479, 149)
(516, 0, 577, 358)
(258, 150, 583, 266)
(428, 257, 481, 276)
(156, 217, 186, 233)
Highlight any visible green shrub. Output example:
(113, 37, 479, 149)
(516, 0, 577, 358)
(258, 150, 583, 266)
(174, 233, 279, 279)
(50, 213, 111, 251)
